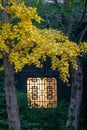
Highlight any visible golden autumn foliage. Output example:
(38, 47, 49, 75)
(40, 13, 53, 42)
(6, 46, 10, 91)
(0, 0, 87, 82)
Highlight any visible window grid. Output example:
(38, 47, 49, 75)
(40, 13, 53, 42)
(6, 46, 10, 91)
(27, 78, 57, 108)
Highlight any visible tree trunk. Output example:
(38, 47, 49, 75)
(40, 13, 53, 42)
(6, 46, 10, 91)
(66, 58, 83, 130)
(3, 55, 21, 130)
(62, 1, 83, 130)
(2, 0, 21, 130)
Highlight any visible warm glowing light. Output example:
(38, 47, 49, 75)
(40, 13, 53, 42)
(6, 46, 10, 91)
(27, 78, 57, 108)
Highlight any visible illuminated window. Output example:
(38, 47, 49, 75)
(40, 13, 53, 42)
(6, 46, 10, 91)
(27, 78, 57, 108)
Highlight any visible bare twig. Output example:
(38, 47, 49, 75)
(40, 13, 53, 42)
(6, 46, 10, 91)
(78, 0, 87, 25)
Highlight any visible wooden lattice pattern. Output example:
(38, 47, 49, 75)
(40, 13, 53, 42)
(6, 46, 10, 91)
(27, 78, 57, 108)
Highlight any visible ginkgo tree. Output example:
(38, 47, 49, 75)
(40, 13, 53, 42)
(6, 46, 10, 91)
(0, 0, 87, 130)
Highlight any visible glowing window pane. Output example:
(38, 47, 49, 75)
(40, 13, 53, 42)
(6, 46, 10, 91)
(27, 78, 57, 108)
(32, 86, 38, 100)
(47, 86, 53, 100)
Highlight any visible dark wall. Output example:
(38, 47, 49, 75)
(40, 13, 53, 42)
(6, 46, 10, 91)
(15, 58, 71, 103)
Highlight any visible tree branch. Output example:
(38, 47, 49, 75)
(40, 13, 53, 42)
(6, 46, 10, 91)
(77, 24, 87, 43)
(78, 0, 87, 25)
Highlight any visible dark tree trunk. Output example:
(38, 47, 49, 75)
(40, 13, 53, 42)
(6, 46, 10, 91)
(66, 58, 83, 130)
(2, 0, 21, 130)
(3, 55, 21, 130)
(63, 1, 83, 129)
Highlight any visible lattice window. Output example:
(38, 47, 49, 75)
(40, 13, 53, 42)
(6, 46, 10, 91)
(47, 86, 53, 100)
(27, 78, 57, 108)
(32, 86, 38, 100)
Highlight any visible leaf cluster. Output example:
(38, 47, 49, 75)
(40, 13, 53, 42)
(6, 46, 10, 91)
(0, 0, 87, 82)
